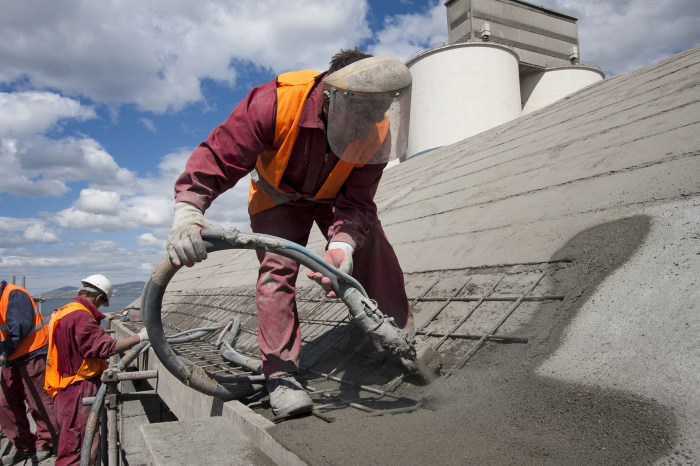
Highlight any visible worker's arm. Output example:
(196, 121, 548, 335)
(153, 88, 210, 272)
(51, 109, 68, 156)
(327, 161, 386, 250)
(0, 289, 36, 357)
(73, 312, 118, 360)
(307, 163, 385, 296)
(167, 80, 276, 266)
(173, 80, 276, 212)
(111, 327, 148, 355)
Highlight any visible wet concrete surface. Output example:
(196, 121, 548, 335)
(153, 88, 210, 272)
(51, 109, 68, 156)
(266, 216, 680, 465)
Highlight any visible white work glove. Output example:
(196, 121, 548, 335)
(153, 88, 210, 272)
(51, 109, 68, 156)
(166, 202, 210, 267)
(307, 241, 354, 298)
(326, 242, 354, 275)
(0, 353, 6, 368)
(138, 327, 149, 342)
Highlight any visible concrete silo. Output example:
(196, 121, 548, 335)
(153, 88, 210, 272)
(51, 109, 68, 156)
(406, 41, 521, 159)
(521, 64, 605, 114)
(400, 0, 605, 160)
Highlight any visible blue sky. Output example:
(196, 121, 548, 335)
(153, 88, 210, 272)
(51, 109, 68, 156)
(1, 0, 699, 293)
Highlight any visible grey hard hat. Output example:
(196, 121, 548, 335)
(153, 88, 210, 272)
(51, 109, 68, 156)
(324, 56, 412, 165)
(324, 56, 412, 94)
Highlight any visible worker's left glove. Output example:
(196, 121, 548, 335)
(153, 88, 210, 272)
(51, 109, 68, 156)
(166, 202, 210, 267)
(307, 241, 354, 297)
(138, 327, 149, 342)
(0, 353, 7, 368)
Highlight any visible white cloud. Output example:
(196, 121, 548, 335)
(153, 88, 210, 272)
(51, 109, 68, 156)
(0, 91, 95, 137)
(52, 208, 126, 232)
(538, 0, 700, 75)
(0, 134, 137, 197)
(0, 0, 371, 112)
(369, 1, 448, 60)
(140, 118, 157, 133)
(74, 189, 122, 215)
(0, 255, 68, 268)
(137, 233, 163, 246)
(48, 147, 183, 232)
(23, 224, 60, 243)
(0, 217, 60, 245)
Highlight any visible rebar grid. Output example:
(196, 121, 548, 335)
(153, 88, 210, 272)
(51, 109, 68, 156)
(160, 270, 563, 418)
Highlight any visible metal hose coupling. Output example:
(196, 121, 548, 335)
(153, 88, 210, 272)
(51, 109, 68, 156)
(353, 296, 417, 361)
(348, 295, 442, 380)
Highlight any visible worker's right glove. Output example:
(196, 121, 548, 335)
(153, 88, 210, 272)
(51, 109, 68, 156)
(166, 202, 210, 267)
(0, 353, 6, 368)
(138, 327, 149, 342)
(307, 241, 354, 298)
(325, 242, 354, 275)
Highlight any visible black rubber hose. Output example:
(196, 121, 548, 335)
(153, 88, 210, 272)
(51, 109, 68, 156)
(142, 228, 372, 405)
(200, 229, 368, 297)
(142, 258, 262, 400)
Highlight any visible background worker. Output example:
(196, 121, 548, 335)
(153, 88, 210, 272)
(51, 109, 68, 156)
(45, 274, 147, 466)
(166, 49, 414, 419)
(0, 279, 57, 465)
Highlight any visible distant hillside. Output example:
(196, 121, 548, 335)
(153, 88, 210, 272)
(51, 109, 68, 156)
(40, 281, 146, 299)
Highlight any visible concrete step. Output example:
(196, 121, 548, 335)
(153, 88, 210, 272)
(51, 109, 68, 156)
(140, 418, 275, 466)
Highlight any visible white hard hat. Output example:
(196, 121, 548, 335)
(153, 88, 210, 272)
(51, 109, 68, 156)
(324, 56, 412, 165)
(81, 274, 113, 306)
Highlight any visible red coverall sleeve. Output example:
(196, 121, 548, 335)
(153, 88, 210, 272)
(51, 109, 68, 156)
(73, 313, 117, 360)
(174, 82, 276, 212)
(328, 162, 386, 250)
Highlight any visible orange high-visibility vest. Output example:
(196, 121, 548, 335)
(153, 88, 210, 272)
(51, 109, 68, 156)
(44, 302, 108, 398)
(248, 70, 371, 215)
(0, 284, 48, 361)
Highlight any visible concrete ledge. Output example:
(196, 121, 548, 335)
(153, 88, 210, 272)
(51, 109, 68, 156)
(112, 321, 306, 466)
(141, 418, 274, 466)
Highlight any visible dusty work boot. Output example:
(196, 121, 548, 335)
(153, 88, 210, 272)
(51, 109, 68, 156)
(31, 449, 53, 464)
(0, 447, 33, 465)
(266, 374, 313, 418)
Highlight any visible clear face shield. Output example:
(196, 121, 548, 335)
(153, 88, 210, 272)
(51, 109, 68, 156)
(325, 85, 411, 165)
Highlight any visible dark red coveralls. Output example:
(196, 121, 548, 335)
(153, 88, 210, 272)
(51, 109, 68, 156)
(0, 281, 58, 458)
(51, 297, 116, 466)
(175, 74, 414, 378)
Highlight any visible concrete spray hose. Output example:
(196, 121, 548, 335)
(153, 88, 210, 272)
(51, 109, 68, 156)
(141, 228, 441, 401)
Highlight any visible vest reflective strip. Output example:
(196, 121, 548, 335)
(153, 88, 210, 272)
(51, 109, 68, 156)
(250, 169, 302, 205)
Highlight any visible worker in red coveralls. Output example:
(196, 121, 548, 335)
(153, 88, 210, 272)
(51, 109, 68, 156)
(166, 49, 414, 418)
(0, 280, 58, 465)
(44, 275, 148, 466)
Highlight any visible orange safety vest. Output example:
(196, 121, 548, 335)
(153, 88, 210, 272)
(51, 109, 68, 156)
(248, 70, 387, 215)
(0, 284, 48, 360)
(44, 302, 108, 398)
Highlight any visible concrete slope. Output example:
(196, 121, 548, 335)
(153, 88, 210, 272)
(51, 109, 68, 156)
(377, 45, 699, 272)
(163, 45, 700, 464)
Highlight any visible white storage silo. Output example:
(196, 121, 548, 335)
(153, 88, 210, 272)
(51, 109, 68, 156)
(521, 65, 604, 114)
(406, 41, 522, 159)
